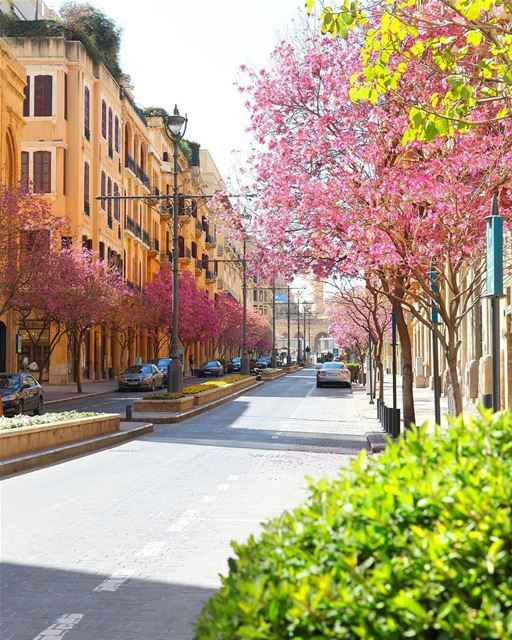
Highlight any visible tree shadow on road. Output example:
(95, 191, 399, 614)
(1, 562, 214, 640)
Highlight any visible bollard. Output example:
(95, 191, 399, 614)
(126, 404, 132, 421)
(390, 408, 401, 438)
(379, 401, 385, 427)
(386, 407, 392, 434)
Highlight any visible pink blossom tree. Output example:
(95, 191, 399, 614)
(214, 292, 244, 358)
(178, 270, 219, 362)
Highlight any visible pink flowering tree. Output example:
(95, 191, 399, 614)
(329, 285, 392, 400)
(214, 292, 244, 358)
(178, 270, 219, 362)
(110, 288, 139, 373)
(239, 31, 511, 419)
(0, 184, 62, 316)
(137, 265, 173, 359)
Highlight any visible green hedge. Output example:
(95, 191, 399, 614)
(195, 409, 512, 639)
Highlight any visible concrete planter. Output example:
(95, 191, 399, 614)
(0, 413, 120, 460)
(190, 376, 256, 407)
(260, 369, 286, 381)
(133, 396, 195, 413)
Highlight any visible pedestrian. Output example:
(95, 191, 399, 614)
(189, 354, 194, 375)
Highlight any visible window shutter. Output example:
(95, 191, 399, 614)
(84, 86, 90, 139)
(23, 77, 30, 117)
(101, 100, 107, 138)
(21, 151, 29, 189)
(84, 162, 90, 214)
(108, 108, 113, 148)
(101, 171, 106, 209)
(63, 148, 67, 195)
(114, 116, 119, 152)
(33, 151, 51, 193)
(34, 75, 52, 117)
(64, 73, 68, 120)
(107, 177, 112, 215)
(113, 183, 120, 220)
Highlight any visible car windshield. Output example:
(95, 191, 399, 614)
(0, 376, 20, 389)
(231, 358, 241, 362)
(124, 365, 152, 374)
(322, 362, 345, 370)
(203, 361, 218, 367)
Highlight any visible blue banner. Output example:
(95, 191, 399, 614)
(486, 212, 504, 297)
(429, 268, 439, 324)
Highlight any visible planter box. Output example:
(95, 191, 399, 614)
(133, 396, 195, 413)
(260, 369, 286, 380)
(0, 413, 120, 460)
(191, 376, 256, 406)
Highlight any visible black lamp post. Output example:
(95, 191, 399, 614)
(287, 286, 291, 366)
(271, 283, 277, 368)
(163, 105, 187, 392)
(240, 238, 250, 375)
(296, 298, 301, 364)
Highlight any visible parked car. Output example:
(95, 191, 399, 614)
(149, 358, 173, 384)
(316, 362, 352, 388)
(196, 360, 224, 378)
(118, 364, 163, 391)
(226, 357, 241, 373)
(255, 356, 272, 369)
(0, 373, 44, 417)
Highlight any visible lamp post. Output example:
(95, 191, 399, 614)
(163, 105, 187, 392)
(241, 238, 250, 375)
(429, 261, 441, 425)
(271, 283, 277, 368)
(296, 298, 301, 364)
(287, 286, 291, 366)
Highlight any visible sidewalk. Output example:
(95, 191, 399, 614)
(353, 374, 479, 436)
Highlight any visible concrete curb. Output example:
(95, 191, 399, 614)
(45, 389, 116, 405)
(127, 380, 265, 424)
(351, 385, 388, 454)
(0, 423, 153, 478)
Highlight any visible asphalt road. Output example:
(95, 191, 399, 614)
(1, 368, 368, 640)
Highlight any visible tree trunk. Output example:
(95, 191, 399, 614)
(376, 359, 384, 401)
(393, 299, 416, 427)
(446, 340, 463, 416)
(72, 331, 83, 394)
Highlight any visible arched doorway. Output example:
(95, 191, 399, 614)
(314, 331, 329, 352)
(0, 322, 6, 372)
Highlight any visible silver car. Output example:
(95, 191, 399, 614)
(316, 362, 352, 388)
(118, 364, 164, 391)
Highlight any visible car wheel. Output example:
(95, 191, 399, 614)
(34, 397, 44, 415)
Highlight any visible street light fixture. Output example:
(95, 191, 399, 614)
(163, 104, 188, 392)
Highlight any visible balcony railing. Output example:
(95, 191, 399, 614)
(206, 270, 216, 282)
(206, 232, 216, 246)
(152, 238, 160, 253)
(142, 230, 150, 246)
(136, 165, 150, 189)
(195, 258, 203, 272)
(179, 247, 192, 259)
(125, 154, 136, 173)
(195, 219, 203, 233)
(126, 216, 142, 240)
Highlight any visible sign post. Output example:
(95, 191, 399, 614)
(485, 195, 504, 412)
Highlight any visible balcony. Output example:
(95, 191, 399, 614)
(217, 244, 224, 256)
(148, 238, 160, 258)
(195, 219, 203, 237)
(125, 153, 136, 174)
(126, 216, 142, 240)
(206, 232, 217, 248)
(178, 248, 192, 264)
(136, 165, 150, 190)
(142, 230, 150, 247)
(195, 258, 203, 274)
(206, 270, 216, 283)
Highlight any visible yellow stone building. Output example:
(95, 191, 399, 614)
(0, 36, 25, 373)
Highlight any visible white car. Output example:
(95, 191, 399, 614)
(316, 362, 352, 388)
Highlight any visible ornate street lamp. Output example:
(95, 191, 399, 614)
(163, 105, 188, 392)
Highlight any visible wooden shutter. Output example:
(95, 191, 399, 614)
(84, 86, 90, 139)
(63, 148, 67, 195)
(84, 162, 90, 213)
(114, 116, 119, 152)
(108, 108, 113, 148)
(33, 151, 51, 193)
(107, 177, 112, 215)
(100, 171, 106, 209)
(101, 100, 107, 138)
(64, 73, 68, 120)
(23, 77, 30, 117)
(21, 151, 29, 189)
(34, 75, 52, 117)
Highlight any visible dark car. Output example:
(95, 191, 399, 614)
(0, 373, 44, 417)
(196, 360, 224, 378)
(118, 364, 164, 391)
(255, 356, 272, 369)
(226, 357, 241, 373)
(149, 358, 173, 383)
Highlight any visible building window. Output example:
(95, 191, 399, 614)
(84, 86, 90, 140)
(163, 151, 169, 162)
(108, 108, 113, 156)
(101, 100, 107, 138)
(61, 235, 72, 248)
(84, 162, 90, 215)
(63, 148, 67, 195)
(191, 241, 197, 258)
(178, 236, 185, 258)
(114, 116, 120, 153)
(64, 73, 68, 120)
(202, 254, 209, 270)
(33, 151, 51, 193)
(34, 75, 53, 117)
(100, 170, 106, 210)
(113, 183, 120, 220)
(23, 76, 30, 117)
(21, 151, 29, 189)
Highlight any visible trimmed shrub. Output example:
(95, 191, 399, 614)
(142, 391, 184, 400)
(182, 375, 251, 396)
(195, 409, 512, 639)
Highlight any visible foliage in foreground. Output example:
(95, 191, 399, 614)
(195, 409, 512, 639)
(0, 411, 100, 430)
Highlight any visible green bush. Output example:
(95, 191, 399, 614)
(346, 362, 360, 381)
(195, 409, 512, 639)
(142, 391, 184, 400)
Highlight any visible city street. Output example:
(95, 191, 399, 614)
(1, 369, 368, 640)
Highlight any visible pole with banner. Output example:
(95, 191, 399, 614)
(485, 194, 504, 412)
(429, 261, 442, 425)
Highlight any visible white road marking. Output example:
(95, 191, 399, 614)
(168, 508, 200, 532)
(200, 495, 217, 503)
(93, 570, 133, 592)
(32, 613, 83, 639)
(136, 541, 166, 557)
(216, 483, 230, 491)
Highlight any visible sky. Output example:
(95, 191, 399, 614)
(51, 0, 305, 180)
